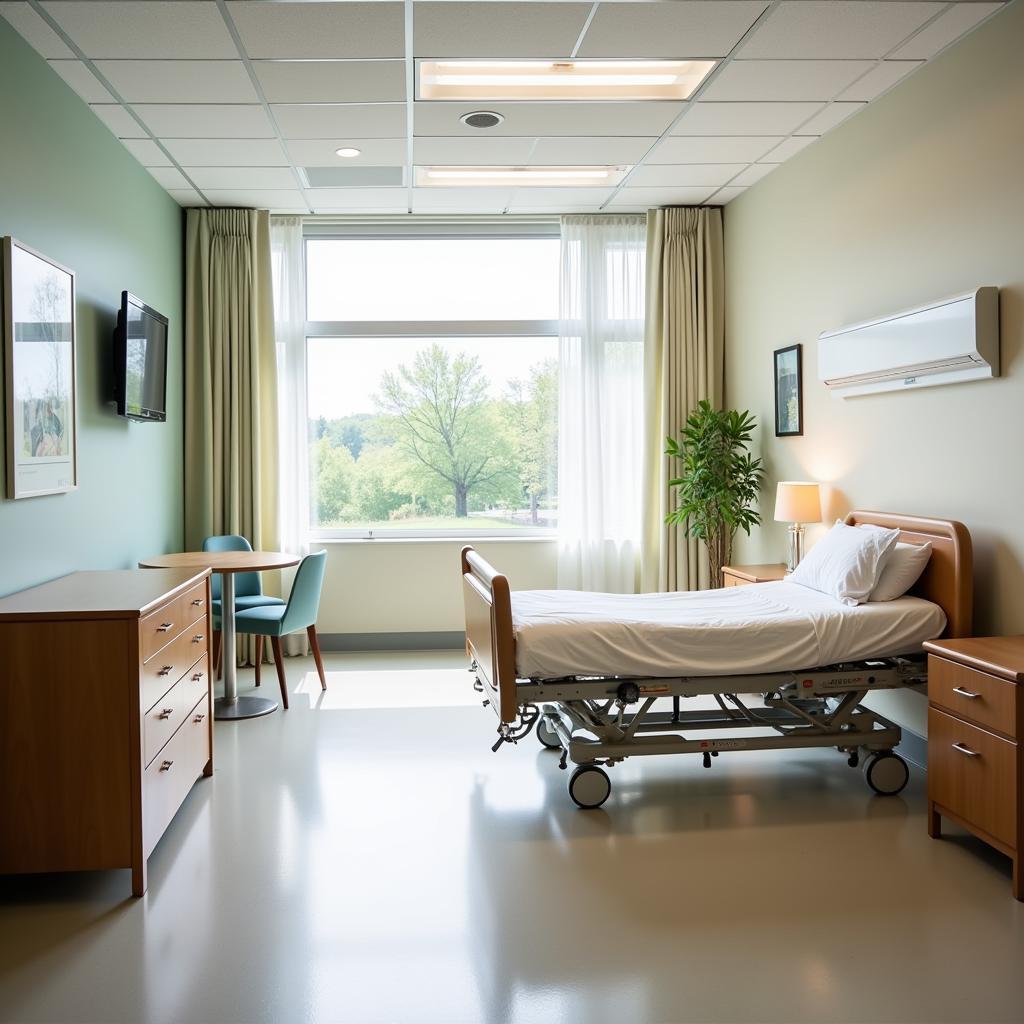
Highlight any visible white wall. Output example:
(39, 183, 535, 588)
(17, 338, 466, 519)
(722, 0, 1024, 734)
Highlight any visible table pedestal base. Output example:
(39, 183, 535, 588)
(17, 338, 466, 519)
(215, 695, 279, 720)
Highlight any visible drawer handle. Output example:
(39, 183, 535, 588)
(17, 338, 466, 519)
(157, 665, 173, 677)
(157, 622, 174, 633)
(193, 713, 206, 723)
(159, 760, 174, 772)
(952, 686, 980, 699)
(952, 742, 980, 758)
(192, 633, 204, 644)
(192, 671, 205, 682)
(190, 599, 203, 607)
(157, 707, 174, 720)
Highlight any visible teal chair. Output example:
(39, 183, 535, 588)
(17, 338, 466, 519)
(203, 534, 284, 677)
(234, 550, 328, 710)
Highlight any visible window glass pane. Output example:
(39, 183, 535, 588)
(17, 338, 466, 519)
(306, 237, 560, 321)
(307, 337, 558, 533)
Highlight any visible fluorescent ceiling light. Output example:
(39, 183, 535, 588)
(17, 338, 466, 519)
(418, 59, 716, 101)
(415, 166, 631, 188)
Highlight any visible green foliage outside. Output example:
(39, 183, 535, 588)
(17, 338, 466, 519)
(311, 344, 558, 530)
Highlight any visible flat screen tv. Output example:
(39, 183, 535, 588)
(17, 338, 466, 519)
(112, 291, 168, 422)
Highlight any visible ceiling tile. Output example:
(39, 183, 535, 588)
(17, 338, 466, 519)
(529, 137, 656, 165)
(759, 136, 817, 163)
(609, 186, 718, 207)
(738, 2, 944, 59)
(648, 135, 782, 164)
(627, 163, 747, 188)
(202, 188, 309, 212)
(120, 137, 172, 167)
(411, 188, 513, 213)
(164, 138, 289, 166)
(706, 185, 748, 205)
(701, 60, 873, 102)
(41, 1, 238, 59)
(414, 2, 590, 59)
(507, 187, 614, 208)
(672, 102, 822, 136)
(90, 103, 146, 137)
(413, 137, 536, 165)
(94, 60, 257, 104)
(133, 104, 276, 139)
(414, 102, 685, 138)
(731, 163, 775, 187)
(304, 187, 407, 209)
(838, 60, 923, 102)
(167, 188, 207, 207)
(288, 138, 407, 166)
(226, 1, 404, 60)
(273, 103, 406, 139)
(0, 2, 74, 58)
(146, 165, 190, 189)
(253, 60, 405, 104)
(578, 2, 769, 60)
(185, 166, 298, 190)
(48, 59, 113, 102)
(892, 3, 1003, 60)
(798, 102, 864, 135)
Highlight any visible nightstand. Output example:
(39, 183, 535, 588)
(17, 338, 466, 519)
(923, 636, 1024, 901)
(721, 563, 788, 587)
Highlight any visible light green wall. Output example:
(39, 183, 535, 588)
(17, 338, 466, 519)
(0, 20, 184, 596)
(722, 1, 1023, 733)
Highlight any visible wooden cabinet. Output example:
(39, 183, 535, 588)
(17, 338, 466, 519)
(0, 568, 214, 896)
(923, 636, 1024, 900)
(721, 563, 788, 587)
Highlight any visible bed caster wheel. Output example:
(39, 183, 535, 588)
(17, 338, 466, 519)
(864, 752, 909, 796)
(537, 716, 561, 750)
(568, 765, 611, 809)
(847, 752, 860, 768)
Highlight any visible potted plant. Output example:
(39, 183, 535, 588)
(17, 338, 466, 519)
(664, 400, 766, 589)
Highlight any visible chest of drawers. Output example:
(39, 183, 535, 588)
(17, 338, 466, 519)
(0, 568, 214, 896)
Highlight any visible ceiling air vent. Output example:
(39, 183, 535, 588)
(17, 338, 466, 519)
(303, 166, 404, 188)
(460, 111, 504, 129)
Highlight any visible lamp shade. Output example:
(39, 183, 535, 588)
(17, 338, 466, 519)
(774, 482, 822, 524)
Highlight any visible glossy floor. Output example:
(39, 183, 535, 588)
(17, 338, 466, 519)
(1, 651, 1023, 1024)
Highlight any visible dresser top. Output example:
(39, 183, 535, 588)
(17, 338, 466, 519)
(0, 569, 209, 622)
(924, 635, 1024, 684)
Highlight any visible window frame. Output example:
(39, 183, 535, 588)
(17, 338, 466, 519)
(303, 221, 561, 541)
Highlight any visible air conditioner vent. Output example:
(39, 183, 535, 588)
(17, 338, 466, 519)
(303, 166, 404, 188)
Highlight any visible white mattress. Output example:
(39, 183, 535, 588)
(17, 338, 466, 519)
(511, 580, 946, 680)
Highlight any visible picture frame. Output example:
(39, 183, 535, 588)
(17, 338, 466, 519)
(2, 237, 78, 499)
(773, 343, 803, 438)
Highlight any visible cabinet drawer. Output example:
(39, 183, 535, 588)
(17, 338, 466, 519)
(928, 707, 1017, 848)
(140, 581, 208, 663)
(144, 657, 210, 765)
(722, 573, 746, 588)
(929, 656, 1018, 739)
(179, 659, 210, 717)
(143, 697, 211, 858)
(140, 618, 208, 712)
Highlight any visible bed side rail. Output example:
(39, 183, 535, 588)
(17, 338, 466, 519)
(461, 547, 519, 724)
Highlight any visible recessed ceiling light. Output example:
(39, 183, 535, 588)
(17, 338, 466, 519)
(459, 111, 504, 129)
(335, 147, 361, 158)
(415, 165, 631, 188)
(419, 60, 716, 101)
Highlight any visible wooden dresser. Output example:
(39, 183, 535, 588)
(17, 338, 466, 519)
(722, 563, 787, 587)
(923, 636, 1023, 900)
(0, 568, 214, 896)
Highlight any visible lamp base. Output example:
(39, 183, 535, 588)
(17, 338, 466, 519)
(786, 523, 805, 573)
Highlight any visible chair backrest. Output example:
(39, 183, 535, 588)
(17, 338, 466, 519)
(202, 534, 262, 600)
(282, 551, 328, 634)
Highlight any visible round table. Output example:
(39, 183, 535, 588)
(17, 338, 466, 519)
(139, 550, 300, 721)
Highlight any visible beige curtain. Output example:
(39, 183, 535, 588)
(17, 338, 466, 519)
(640, 207, 725, 593)
(184, 209, 281, 657)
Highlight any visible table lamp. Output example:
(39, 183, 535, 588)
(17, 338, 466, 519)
(774, 482, 822, 572)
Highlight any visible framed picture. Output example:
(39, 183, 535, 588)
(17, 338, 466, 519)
(773, 343, 803, 437)
(2, 237, 77, 499)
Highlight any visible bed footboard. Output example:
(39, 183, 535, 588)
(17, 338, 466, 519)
(461, 547, 519, 724)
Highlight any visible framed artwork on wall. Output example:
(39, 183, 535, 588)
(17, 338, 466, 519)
(773, 343, 803, 437)
(2, 237, 78, 499)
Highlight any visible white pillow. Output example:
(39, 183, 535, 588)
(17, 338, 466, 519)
(869, 541, 932, 601)
(789, 520, 900, 606)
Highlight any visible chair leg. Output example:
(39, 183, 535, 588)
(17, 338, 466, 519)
(308, 625, 327, 691)
(213, 630, 222, 680)
(254, 636, 262, 688)
(271, 637, 289, 710)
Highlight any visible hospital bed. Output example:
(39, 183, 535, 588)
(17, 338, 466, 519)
(460, 511, 972, 808)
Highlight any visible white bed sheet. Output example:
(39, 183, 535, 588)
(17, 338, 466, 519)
(511, 580, 946, 680)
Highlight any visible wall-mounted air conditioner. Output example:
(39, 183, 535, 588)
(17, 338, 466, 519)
(819, 287, 999, 398)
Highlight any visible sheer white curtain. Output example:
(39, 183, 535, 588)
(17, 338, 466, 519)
(557, 215, 646, 592)
(270, 216, 310, 655)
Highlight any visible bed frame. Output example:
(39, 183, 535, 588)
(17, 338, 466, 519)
(461, 512, 972, 807)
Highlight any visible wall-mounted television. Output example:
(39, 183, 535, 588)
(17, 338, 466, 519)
(112, 291, 168, 422)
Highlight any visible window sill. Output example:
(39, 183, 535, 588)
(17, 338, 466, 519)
(310, 535, 557, 546)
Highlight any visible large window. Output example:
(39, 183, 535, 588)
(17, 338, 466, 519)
(305, 228, 561, 538)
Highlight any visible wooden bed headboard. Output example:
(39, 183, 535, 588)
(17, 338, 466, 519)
(844, 511, 973, 638)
